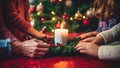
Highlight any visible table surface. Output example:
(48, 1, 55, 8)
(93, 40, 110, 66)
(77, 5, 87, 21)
(0, 33, 120, 68)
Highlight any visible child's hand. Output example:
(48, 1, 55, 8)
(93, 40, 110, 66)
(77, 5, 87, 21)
(79, 31, 99, 39)
(75, 42, 99, 57)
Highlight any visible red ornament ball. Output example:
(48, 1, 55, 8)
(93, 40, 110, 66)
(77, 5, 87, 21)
(41, 17, 46, 22)
(62, 13, 69, 19)
(51, 0, 59, 4)
(29, 6, 36, 13)
(56, 21, 61, 28)
(41, 26, 46, 33)
(83, 19, 89, 26)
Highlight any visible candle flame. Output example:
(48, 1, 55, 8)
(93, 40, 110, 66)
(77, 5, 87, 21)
(61, 23, 63, 29)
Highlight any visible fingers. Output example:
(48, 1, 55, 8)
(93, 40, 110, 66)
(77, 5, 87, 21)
(32, 38, 50, 48)
(35, 48, 49, 52)
(81, 37, 95, 42)
(34, 52, 46, 58)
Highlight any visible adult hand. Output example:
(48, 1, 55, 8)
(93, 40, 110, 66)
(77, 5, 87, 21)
(12, 39, 50, 58)
(80, 37, 96, 42)
(79, 31, 99, 39)
(75, 42, 99, 57)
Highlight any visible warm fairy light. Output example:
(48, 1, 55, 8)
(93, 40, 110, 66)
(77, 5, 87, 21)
(52, 29, 55, 32)
(59, 0, 62, 2)
(51, 11, 56, 15)
(83, 16, 86, 19)
(70, 17, 73, 21)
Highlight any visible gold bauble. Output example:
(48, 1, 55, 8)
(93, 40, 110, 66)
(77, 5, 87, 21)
(74, 11, 82, 20)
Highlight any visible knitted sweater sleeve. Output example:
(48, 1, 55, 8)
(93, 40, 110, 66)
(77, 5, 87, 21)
(97, 23, 120, 60)
(98, 45, 120, 60)
(1, 0, 31, 32)
(97, 23, 120, 44)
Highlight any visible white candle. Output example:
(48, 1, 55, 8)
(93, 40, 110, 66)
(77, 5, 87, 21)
(54, 29, 68, 46)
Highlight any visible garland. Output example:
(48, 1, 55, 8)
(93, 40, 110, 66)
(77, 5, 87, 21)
(42, 37, 82, 56)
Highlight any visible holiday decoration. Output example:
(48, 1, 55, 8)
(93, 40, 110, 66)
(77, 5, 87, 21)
(46, 37, 81, 56)
(30, 0, 97, 33)
(40, 26, 46, 33)
(51, 0, 59, 4)
(51, 11, 56, 15)
(36, 3, 44, 13)
(30, 19, 36, 27)
(65, 0, 73, 7)
(83, 18, 89, 26)
(86, 8, 95, 18)
(74, 11, 82, 20)
(56, 21, 61, 28)
(62, 13, 69, 20)
(41, 17, 46, 22)
(29, 6, 36, 13)
(61, 20, 67, 29)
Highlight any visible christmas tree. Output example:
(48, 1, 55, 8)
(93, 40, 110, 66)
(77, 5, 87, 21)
(29, 0, 98, 33)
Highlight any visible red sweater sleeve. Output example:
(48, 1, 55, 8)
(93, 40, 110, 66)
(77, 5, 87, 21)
(1, 0, 31, 32)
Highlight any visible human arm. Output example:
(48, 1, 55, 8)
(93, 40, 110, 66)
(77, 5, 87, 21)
(1, 0, 48, 39)
(93, 23, 120, 44)
(0, 38, 12, 57)
(12, 39, 50, 58)
(75, 42, 120, 60)
(79, 31, 99, 39)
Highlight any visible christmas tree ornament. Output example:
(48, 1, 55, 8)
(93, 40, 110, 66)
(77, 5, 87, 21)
(29, 6, 36, 13)
(74, 11, 82, 20)
(51, 17, 58, 21)
(86, 8, 95, 18)
(61, 20, 67, 28)
(41, 17, 46, 22)
(51, 0, 59, 4)
(56, 21, 61, 28)
(51, 11, 56, 15)
(37, 11, 43, 15)
(62, 13, 69, 19)
(30, 17, 33, 21)
(30, 19, 36, 27)
(36, 3, 44, 12)
(65, 0, 73, 7)
(83, 18, 89, 26)
(41, 26, 46, 33)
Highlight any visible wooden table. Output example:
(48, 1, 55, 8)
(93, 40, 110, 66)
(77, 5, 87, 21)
(0, 33, 120, 68)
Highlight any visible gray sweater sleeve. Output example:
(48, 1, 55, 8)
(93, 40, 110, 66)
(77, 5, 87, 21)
(99, 45, 120, 60)
(97, 23, 120, 44)
(97, 23, 120, 60)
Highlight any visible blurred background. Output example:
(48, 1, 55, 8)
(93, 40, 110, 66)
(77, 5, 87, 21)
(29, 0, 98, 33)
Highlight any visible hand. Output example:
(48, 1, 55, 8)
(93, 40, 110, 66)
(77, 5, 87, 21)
(79, 31, 99, 39)
(80, 37, 96, 42)
(75, 42, 99, 57)
(12, 39, 50, 58)
(92, 35, 105, 45)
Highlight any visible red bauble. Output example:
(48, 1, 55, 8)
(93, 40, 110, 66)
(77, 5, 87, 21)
(29, 6, 36, 13)
(41, 26, 46, 33)
(62, 13, 69, 19)
(83, 19, 89, 26)
(56, 21, 61, 28)
(51, 0, 59, 4)
(41, 17, 46, 22)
